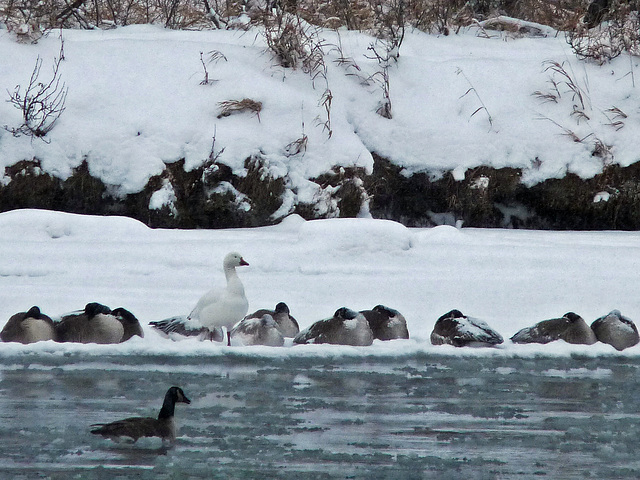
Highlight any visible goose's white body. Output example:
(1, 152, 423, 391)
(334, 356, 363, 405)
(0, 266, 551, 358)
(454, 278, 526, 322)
(150, 252, 249, 340)
(188, 252, 249, 330)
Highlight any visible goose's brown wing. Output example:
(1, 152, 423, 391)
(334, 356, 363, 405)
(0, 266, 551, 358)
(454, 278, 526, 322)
(91, 417, 170, 441)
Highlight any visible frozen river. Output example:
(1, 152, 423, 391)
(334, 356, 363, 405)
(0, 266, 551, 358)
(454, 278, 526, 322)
(2, 211, 640, 478)
(1, 350, 639, 479)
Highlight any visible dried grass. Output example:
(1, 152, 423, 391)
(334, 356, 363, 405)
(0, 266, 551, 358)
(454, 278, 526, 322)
(217, 98, 262, 120)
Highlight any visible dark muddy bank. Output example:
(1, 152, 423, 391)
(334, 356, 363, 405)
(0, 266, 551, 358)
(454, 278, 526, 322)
(2, 154, 640, 229)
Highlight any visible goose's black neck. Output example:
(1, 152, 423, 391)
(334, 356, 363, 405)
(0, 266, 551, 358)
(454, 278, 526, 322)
(158, 391, 176, 420)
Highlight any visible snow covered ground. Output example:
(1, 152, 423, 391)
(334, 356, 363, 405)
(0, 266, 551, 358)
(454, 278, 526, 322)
(1, 22, 639, 211)
(1, 208, 639, 357)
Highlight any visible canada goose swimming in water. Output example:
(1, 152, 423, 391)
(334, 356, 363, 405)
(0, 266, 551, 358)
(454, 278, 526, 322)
(1, 306, 55, 344)
(293, 307, 374, 346)
(511, 312, 597, 345)
(90, 386, 191, 444)
(56, 302, 143, 344)
(591, 310, 639, 351)
(431, 309, 503, 347)
(360, 305, 409, 340)
(244, 302, 299, 338)
(150, 252, 249, 341)
(229, 314, 285, 346)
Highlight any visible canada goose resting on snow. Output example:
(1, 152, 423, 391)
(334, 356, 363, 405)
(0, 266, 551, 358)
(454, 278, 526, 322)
(431, 309, 503, 347)
(244, 302, 299, 338)
(360, 305, 409, 340)
(229, 314, 285, 346)
(293, 307, 374, 346)
(1, 306, 55, 344)
(56, 302, 143, 344)
(511, 312, 597, 345)
(591, 310, 639, 351)
(90, 386, 191, 444)
(150, 252, 249, 342)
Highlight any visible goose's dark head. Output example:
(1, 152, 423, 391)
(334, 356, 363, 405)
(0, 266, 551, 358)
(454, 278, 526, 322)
(274, 302, 290, 315)
(563, 312, 582, 323)
(373, 305, 397, 317)
(440, 309, 465, 321)
(169, 386, 191, 405)
(85, 302, 112, 318)
(26, 306, 42, 318)
(112, 308, 138, 325)
(334, 307, 358, 320)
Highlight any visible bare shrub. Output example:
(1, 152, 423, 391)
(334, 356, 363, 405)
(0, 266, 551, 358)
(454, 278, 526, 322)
(261, 10, 333, 137)
(0, 0, 243, 31)
(365, 41, 394, 119)
(263, 11, 328, 76)
(5, 44, 68, 139)
(566, 0, 640, 63)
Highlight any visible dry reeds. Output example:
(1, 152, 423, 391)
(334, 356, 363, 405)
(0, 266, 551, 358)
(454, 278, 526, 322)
(217, 98, 262, 121)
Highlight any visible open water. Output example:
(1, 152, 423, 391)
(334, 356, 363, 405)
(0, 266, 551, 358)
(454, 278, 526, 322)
(1, 351, 639, 479)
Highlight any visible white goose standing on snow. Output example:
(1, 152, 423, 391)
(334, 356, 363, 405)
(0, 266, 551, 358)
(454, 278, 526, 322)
(150, 252, 249, 341)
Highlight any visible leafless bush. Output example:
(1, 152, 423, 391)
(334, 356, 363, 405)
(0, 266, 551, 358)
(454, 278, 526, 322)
(566, 0, 640, 63)
(217, 98, 263, 120)
(369, 0, 405, 52)
(1, 0, 61, 40)
(365, 41, 394, 119)
(263, 11, 328, 75)
(0, 0, 243, 31)
(261, 10, 333, 137)
(4, 44, 68, 139)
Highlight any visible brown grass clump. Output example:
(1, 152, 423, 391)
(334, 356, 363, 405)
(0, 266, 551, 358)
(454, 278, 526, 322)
(217, 99, 262, 120)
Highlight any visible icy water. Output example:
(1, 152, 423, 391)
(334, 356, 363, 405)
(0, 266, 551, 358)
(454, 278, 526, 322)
(1, 352, 640, 479)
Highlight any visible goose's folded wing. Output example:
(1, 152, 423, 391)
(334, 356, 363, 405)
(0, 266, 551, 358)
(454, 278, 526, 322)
(149, 315, 223, 341)
(91, 417, 158, 440)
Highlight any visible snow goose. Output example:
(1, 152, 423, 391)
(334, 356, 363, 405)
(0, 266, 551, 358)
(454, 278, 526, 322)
(150, 252, 249, 341)
(591, 310, 639, 351)
(431, 309, 503, 347)
(244, 302, 299, 338)
(90, 386, 190, 444)
(293, 307, 374, 346)
(511, 312, 596, 345)
(56, 302, 143, 344)
(229, 314, 285, 346)
(360, 305, 409, 340)
(1, 306, 55, 344)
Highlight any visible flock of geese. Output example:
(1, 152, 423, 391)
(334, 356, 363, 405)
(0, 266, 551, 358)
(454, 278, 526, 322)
(2, 251, 639, 444)
(1, 251, 639, 351)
